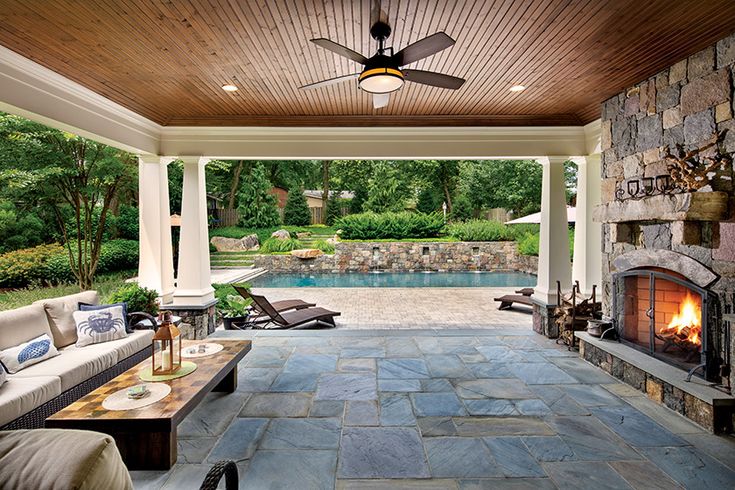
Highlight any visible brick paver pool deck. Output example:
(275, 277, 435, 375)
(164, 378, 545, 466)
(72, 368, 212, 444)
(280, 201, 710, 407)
(130, 327, 735, 489)
(250, 287, 534, 329)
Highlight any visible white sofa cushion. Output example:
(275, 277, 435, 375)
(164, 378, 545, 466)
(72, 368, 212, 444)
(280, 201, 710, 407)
(0, 429, 133, 490)
(11, 344, 117, 392)
(73, 305, 128, 347)
(107, 329, 154, 360)
(34, 291, 100, 348)
(0, 334, 59, 374)
(0, 376, 61, 427)
(0, 304, 53, 351)
(61, 329, 153, 363)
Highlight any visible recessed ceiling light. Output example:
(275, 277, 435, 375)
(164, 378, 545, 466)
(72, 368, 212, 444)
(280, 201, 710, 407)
(509, 85, 526, 92)
(221, 84, 238, 92)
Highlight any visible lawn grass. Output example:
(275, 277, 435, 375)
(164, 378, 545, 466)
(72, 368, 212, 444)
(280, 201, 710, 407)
(0, 270, 135, 311)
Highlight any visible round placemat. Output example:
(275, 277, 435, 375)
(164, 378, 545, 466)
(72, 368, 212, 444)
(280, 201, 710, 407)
(181, 342, 224, 358)
(102, 383, 171, 411)
(138, 361, 198, 381)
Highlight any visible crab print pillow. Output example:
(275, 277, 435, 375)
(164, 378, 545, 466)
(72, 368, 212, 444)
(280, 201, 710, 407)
(0, 334, 59, 374)
(73, 305, 128, 348)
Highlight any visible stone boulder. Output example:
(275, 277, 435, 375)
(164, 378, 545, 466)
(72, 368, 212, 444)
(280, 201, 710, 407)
(271, 229, 291, 240)
(296, 232, 312, 239)
(210, 234, 259, 252)
(291, 248, 323, 259)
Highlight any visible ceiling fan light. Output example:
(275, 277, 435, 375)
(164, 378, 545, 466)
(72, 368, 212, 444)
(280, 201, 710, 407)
(359, 68, 404, 94)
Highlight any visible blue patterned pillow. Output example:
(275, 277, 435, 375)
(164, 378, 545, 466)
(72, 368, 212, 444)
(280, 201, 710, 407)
(0, 334, 59, 374)
(80, 302, 130, 332)
(73, 305, 128, 347)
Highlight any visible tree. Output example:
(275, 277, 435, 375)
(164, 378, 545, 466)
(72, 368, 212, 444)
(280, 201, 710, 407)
(460, 160, 543, 216)
(364, 161, 410, 212)
(321, 160, 330, 224)
(283, 187, 311, 226)
(450, 193, 474, 221)
(0, 114, 136, 289)
(416, 187, 441, 214)
(237, 164, 281, 228)
(325, 195, 343, 225)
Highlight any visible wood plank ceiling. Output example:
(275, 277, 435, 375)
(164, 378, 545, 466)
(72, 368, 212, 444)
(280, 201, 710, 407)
(1, 0, 734, 127)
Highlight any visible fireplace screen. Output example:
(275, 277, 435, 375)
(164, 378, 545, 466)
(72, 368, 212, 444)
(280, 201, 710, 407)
(613, 269, 710, 379)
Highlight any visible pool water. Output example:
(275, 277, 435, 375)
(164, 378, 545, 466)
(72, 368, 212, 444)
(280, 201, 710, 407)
(251, 271, 536, 288)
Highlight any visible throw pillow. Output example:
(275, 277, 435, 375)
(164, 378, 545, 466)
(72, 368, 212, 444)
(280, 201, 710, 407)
(0, 334, 59, 374)
(0, 360, 7, 388)
(80, 302, 130, 333)
(73, 305, 128, 348)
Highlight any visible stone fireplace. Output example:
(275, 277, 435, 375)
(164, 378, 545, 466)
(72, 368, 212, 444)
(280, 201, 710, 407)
(578, 33, 735, 432)
(611, 250, 720, 381)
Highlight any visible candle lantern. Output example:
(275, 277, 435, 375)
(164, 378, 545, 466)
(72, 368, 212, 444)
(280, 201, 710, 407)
(152, 311, 182, 375)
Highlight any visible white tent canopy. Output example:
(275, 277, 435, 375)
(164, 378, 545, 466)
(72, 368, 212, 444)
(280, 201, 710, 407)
(506, 207, 576, 224)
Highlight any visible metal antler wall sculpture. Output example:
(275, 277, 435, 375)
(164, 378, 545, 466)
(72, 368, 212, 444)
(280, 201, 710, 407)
(663, 129, 732, 192)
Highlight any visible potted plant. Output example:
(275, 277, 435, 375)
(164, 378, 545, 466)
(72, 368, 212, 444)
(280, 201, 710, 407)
(218, 294, 253, 330)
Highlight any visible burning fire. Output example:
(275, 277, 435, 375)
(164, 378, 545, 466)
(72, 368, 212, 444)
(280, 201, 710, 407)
(658, 292, 701, 346)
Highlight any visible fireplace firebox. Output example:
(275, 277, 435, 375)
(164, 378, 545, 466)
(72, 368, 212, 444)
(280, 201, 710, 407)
(613, 268, 715, 380)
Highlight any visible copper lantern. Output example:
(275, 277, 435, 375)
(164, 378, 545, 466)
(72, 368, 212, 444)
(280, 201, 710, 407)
(152, 311, 181, 375)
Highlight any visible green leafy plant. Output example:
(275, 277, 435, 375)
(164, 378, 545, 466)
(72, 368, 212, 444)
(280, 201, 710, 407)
(313, 239, 335, 254)
(447, 220, 515, 241)
(260, 237, 303, 253)
(283, 187, 311, 226)
(106, 283, 159, 315)
(337, 212, 444, 240)
(0, 243, 65, 288)
(517, 233, 540, 256)
(218, 294, 252, 318)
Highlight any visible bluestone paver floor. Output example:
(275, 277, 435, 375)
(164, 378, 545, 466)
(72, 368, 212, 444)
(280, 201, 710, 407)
(130, 328, 735, 489)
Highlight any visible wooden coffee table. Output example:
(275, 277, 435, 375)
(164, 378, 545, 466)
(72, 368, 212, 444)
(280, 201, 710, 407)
(46, 339, 251, 470)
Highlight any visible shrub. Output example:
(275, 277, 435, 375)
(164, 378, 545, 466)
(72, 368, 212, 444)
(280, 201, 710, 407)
(97, 239, 139, 273)
(447, 220, 514, 241)
(213, 282, 252, 317)
(115, 204, 139, 240)
(0, 239, 139, 288)
(517, 232, 539, 256)
(260, 237, 303, 253)
(313, 239, 335, 254)
(237, 164, 281, 228)
(0, 243, 65, 288)
(106, 283, 159, 315)
(337, 212, 444, 240)
(283, 188, 311, 226)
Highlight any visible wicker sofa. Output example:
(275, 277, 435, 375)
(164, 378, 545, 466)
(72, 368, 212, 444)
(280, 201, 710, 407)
(0, 291, 154, 430)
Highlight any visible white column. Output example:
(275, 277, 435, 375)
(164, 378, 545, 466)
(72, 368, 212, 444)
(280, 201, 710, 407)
(534, 156, 572, 305)
(137, 156, 175, 303)
(173, 156, 214, 306)
(572, 154, 602, 297)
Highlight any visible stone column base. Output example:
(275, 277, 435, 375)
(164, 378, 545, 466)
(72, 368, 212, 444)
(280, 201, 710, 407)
(532, 300, 560, 338)
(162, 299, 217, 340)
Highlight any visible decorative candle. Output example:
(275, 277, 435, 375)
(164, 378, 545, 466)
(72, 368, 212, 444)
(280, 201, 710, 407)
(162, 350, 172, 371)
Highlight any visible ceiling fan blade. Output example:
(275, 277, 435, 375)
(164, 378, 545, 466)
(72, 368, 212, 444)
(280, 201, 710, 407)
(373, 93, 390, 109)
(310, 38, 368, 64)
(299, 73, 359, 90)
(393, 32, 455, 66)
(403, 70, 465, 90)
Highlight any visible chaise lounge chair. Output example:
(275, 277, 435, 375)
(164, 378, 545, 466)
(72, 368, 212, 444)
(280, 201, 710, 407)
(245, 291, 340, 330)
(233, 285, 315, 321)
(494, 287, 535, 310)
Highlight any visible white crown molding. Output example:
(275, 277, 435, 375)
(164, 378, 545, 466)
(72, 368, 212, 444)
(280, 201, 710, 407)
(583, 119, 602, 155)
(0, 45, 160, 154)
(0, 46, 594, 159)
(159, 125, 589, 159)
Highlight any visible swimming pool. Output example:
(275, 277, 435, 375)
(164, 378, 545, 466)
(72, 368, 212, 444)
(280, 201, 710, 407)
(251, 271, 536, 288)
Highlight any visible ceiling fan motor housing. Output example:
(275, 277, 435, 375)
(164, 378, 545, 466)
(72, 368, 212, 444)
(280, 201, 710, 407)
(359, 54, 404, 93)
(370, 21, 392, 42)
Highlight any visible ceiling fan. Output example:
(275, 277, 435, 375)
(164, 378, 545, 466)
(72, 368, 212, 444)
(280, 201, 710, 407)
(299, 0, 465, 109)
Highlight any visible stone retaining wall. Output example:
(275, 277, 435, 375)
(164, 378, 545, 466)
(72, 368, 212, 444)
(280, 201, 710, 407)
(254, 241, 538, 274)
